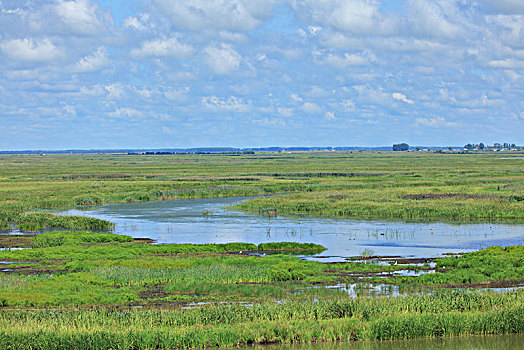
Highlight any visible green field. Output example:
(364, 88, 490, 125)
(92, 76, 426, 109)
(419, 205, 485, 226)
(0, 151, 523, 348)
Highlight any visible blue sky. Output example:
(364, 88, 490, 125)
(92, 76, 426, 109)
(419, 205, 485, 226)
(1, 0, 523, 150)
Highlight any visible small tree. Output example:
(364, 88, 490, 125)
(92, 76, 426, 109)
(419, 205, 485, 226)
(393, 143, 409, 151)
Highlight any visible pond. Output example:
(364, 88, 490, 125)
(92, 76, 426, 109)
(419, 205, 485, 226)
(54, 196, 524, 261)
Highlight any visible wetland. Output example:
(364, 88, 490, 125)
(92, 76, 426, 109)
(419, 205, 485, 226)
(0, 151, 522, 348)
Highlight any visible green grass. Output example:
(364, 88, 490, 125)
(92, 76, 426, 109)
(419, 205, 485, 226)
(14, 213, 113, 232)
(31, 230, 134, 248)
(415, 245, 524, 285)
(237, 185, 524, 221)
(0, 291, 521, 348)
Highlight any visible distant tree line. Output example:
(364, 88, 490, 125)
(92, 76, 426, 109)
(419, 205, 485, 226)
(464, 142, 517, 150)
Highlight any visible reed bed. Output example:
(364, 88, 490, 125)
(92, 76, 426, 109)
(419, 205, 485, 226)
(0, 291, 521, 349)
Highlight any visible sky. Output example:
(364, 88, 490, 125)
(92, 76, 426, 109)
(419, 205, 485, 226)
(1, 0, 523, 150)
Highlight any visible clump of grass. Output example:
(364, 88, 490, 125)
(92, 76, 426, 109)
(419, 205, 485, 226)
(73, 196, 102, 206)
(32, 230, 134, 248)
(15, 213, 113, 232)
(0, 220, 10, 230)
(360, 248, 375, 258)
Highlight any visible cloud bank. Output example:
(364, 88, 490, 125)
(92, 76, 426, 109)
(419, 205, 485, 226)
(0, 0, 522, 149)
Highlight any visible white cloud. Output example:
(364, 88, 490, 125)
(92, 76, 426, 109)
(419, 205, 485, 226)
(293, 0, 398, 36)
(488, 58, 524, 69)
(79, 84, 106, 97)
(1, 0, 524, 149)
(132, 87, 154, 99)
(62, 104, 77, 116)
(252, 118, 286, 127)
(123, 13, 150, 31)
(1, 38, 60, 62)
(131, 37, 194, 59)
(325, 111, 336, 120)
(204, 45, 242, 75)
(164, 87, 190, 102)
(201, 96, 250, 112)
(71, 47, 110, 73)
(272, 48, 304, 62)
(353, 85, 392, 106)
(301, 102, 323, 114)
(151, 0, 276, 31)
(415, 116, 458, 128)
(392, 92, 414, 104)
(104, 84, 125, 99)
(405, 0, 464, 39)
(309, 26, 322, 34)
(290, 94, 303, 103)
(342, 99, 355, 110)
(218, 31, 248, 43)
(54, 0, 111, 35)
(108, 107, 143, 118)
(305, 86, 330, 98)
(277, 107, 294, 117)
(320, 51, 376, 68)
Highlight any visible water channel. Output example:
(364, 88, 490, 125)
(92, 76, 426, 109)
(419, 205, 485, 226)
(249, 333, 524, 350)
(54, 196, 523, 261)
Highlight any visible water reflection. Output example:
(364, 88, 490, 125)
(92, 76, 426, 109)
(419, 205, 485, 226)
(248, 333, 524, 350)
(53, 196, 524, 260)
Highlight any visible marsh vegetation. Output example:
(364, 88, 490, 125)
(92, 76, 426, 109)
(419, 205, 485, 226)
(0, 151, 522, 348)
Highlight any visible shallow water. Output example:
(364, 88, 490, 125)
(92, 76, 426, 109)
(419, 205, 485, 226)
(53, 196, 523, 260)
(248, 333, 524, 350)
